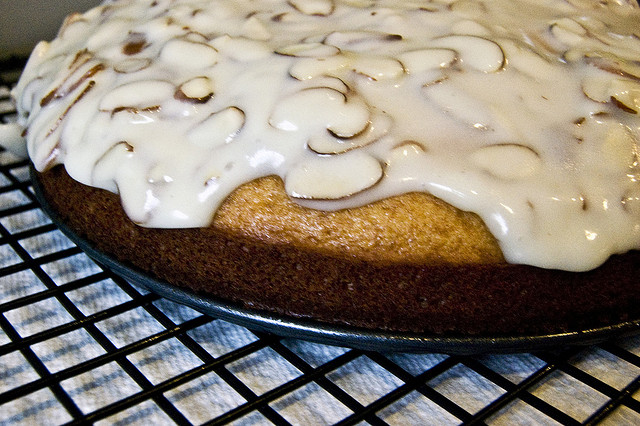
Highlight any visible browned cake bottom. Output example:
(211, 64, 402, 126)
(37, 166, 640, 335)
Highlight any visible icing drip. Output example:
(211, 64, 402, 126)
(6, 0, 640, 271)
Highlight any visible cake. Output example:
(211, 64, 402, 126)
(6, 0, 640, 335)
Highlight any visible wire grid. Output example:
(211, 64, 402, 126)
(1, 58, 640, 426)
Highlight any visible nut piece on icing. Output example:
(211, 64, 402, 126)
(289, 55, 350, 80)
(211, 35, 272, 61)
(58, 13, 90, 41)
(573, 116, 638, 173)
(175, 76, 214, 103)
(583, 53, 640, 81)
(276, 42, 340, 57)
(122, 32, 149, 55)
(324, 31, 403, 52)
(160, 39, 218, 68)
(609, 79, 640, 114)
(500, 39, 557, 80)
(307, 111, 391, 154)
(242, 16, 272, 40)
(451, 19, 490, 37)
(582, 77, 640, 113)
(398, 48, 457, 74)
(288, 0, 335, 16)
(603, 124, 639, 171)
(113, 58, 152, 73)
(430, 35, 505, 73)
(385, 141, 428, 173)
(270, 87, 370, 138)
(288, 51, 404, 81)
(188, 107, 245, 148)
(85, 19, 131, 52)
(423, 82, 496, 130)
(340, 0, 375, 6)
(470, 144, 542, 180)
(40, 61, 104, 107)
(285, 151, 383, 199)
(352, 56, 405, 81)
(549, 18, 587, 46)
(99, 80, 174, 111)
(581, 76, 613, 103)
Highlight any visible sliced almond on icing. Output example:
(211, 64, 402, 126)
(470, 144, 542, 180)
(582, 76, 613, 103)
(188, 107, 245, 148)
(211, 35, 272, 61)
(398, 48, 456, 74)
(449, 0, 485, 13)
(301, 34, 327, 44)
(59, 12, 83, 33)
(609, 79, 640, 114)
(324, 31, 403, 52)
(307, 111, 391, 154)
(549, 18, 586, 46)
(299, 75, 349, 93)
(451, 19, 490, 37)
(290, 52, 404, 81)
(58, 13, 90, 41)
(288, 0, 335, 16)
(160, 39, 218, 68)
(242, 16, 272, 40)
(341, 0, 375, 6)
(33, 81, 97, 171)
(271, 12, 293, 23)
(85, 18, 131, 52)
(430, 35, 504, 73)
(584, 52, 640, 81)
(393, 140, 427, 152)
(113, 58, 152, 73)
(500, 40, 557, 80)
(562, 48, 584, 63)
(603, 123, 638, 170)
(276, 42, 340, 57)
(41, 61, 104, 107)
(285, 152, 383, 200)
(574, 116, 638, 173)
(270, 87, 369, 138)
(99, 80, 175, 111)
(352, 56, 405, 80)
(122, 32, 149, 56)
(385, 141, 428, 172)
(91, 141, 135, 194)
(183, 31, 209, 44)
(67, 49, 93, 70)
(175, 76, 214, 103)
(583, 77, 640, 112)
(423, 82, 495, 130)
(288, 55, 350, 80)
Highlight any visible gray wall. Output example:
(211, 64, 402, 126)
(0, 0, 101, 58)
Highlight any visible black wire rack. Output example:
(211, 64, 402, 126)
(2, 57, 640, 425)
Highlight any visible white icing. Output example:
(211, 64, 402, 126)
(0, 123, 27, 158)
(3, 0, 640, 271)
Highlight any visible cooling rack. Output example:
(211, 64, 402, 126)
(2, 57, 640, 425)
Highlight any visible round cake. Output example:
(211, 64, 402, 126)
(6, 0, 640, 335)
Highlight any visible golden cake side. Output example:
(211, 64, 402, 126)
(37, 166, 640, 334)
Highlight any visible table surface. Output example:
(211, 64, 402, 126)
(2, 60, 640, 426)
